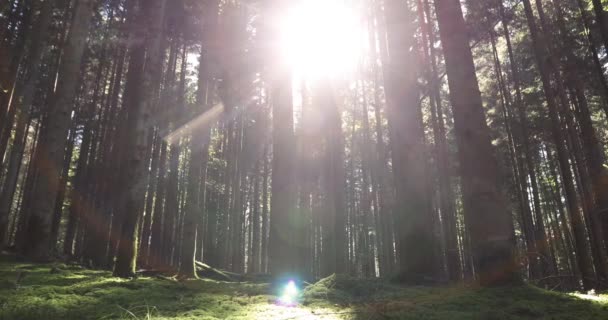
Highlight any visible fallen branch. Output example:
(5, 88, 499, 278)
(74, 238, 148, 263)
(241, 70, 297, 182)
(195, 261, 240, 282)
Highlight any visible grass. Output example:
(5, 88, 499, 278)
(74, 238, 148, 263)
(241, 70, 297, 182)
(1, 255, 608, 319)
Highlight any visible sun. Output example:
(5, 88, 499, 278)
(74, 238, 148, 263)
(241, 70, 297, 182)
(278, 0, 366, 80)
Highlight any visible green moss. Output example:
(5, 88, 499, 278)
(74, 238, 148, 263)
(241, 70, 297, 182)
(303, 274, 608, 320)
(1, 257, 608, 319)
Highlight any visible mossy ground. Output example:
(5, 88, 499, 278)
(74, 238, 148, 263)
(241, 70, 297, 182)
(1, 255, 608, 320)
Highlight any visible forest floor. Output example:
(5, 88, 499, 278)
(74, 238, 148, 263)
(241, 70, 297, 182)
(1, 255, 608, 320)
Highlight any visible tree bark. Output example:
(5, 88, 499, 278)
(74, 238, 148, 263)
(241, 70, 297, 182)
(21, 0, 95, 260)
(0, 109, 31, 246)
(148, 140, 167, 268)
(315, 78, 347, 276)
(266, 2, 298, 279)
(383, 0, 437, 281)
(434, 0, 518, 285)
(50, 127, 76, 250)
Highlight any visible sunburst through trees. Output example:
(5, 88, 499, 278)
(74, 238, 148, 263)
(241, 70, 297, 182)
(1, 0, 608, 299)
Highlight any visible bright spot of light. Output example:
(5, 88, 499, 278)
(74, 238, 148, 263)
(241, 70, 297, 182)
(278, 280, 299, 306)
(278, 0, 366, 80)
(572, 291, 608, 303)
(285, 280, 298, 296)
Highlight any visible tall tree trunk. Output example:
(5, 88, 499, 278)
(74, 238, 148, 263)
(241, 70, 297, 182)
(370, 1, 395, 275)
(434, 0, 518, 285)
(114, 0, 168, 276)
(418, 0, 461, 282)
(316, 78, 347, 276)
(266, 2, 297, 279)
(113, 0, 156, 277)
(267, 76, 297, 277)
(21, 0, 95, 260)
(384, 0, 437, 281)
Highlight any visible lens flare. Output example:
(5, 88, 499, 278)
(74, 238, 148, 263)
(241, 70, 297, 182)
(278, 280, 299, 306)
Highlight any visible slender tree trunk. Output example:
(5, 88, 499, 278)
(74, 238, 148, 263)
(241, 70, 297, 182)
(178, 29, 215, 276)
(250, 159, 261, 273)
(50, 127, 76, 250)
(64, 115, 95, 256)
(498, 0, 555, 278)
(178, 136, 205, 278)
(315, 78, 347, 276)
(0, 110, 31, 245)
(13, 118, 42, 250)
(261, 142, 270, 273)
(148, 140, 167, 268)
(489, 27, 541, 279)
(139, 132, 161, 265)
(521, 0, 595, 289)
(203, 145, 218, 266)
(552, 0, 608, 283)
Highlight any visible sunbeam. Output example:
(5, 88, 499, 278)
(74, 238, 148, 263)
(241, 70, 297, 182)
(163, 103, 225, 145)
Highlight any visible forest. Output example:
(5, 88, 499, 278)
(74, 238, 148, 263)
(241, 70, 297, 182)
(2, 0, 608, 318)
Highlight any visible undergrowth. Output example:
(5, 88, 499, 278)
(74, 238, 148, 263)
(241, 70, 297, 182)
(1, 255, 608, 319)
